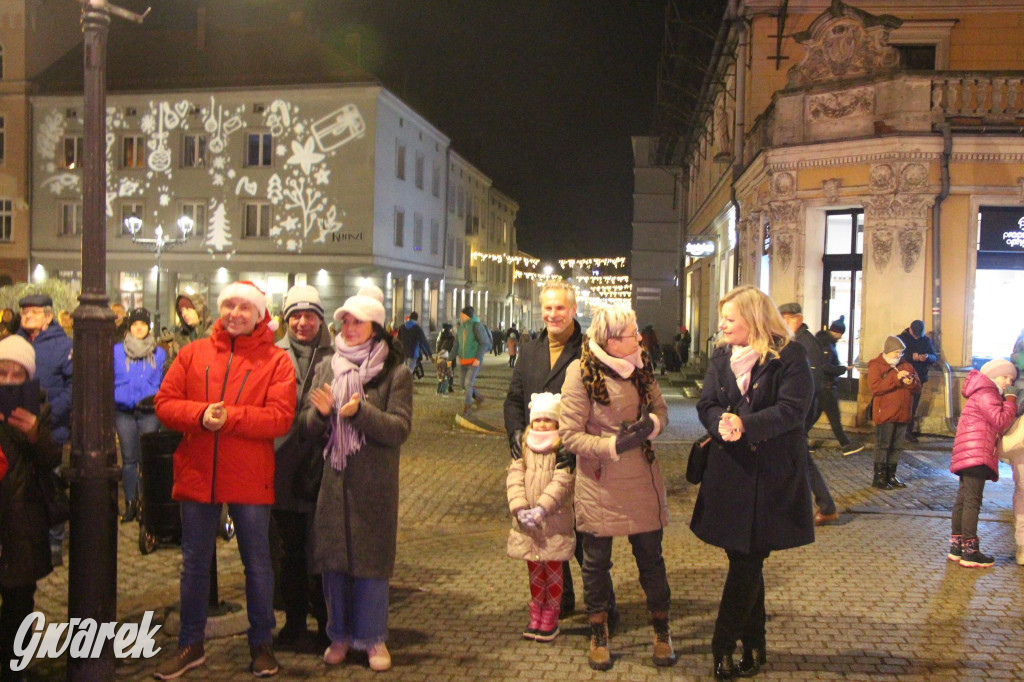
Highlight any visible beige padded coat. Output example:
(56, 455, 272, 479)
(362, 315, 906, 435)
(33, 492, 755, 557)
(506, 435, 576, 562)
(559, 359, 670, 537)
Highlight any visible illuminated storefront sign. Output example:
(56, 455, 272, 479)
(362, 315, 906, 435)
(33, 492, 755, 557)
(979, 206, 1024, 252)
(684, 237, 716, 258)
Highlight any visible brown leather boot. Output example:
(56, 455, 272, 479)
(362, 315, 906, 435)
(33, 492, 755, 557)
(588, 612, 612, 671)
(651, 611, 677, 667)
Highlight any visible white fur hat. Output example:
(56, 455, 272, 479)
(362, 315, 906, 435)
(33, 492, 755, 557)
(0, 335, 36, 379)
(335, 284, 386, 327)
(529, 392, 561, 423)
(217, 280, 278, 332)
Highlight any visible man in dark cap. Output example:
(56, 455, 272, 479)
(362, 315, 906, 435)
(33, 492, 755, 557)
(814, 315, 864, 457)
(17, 292, 73, 565)
(897, 320, 937, 442)
(453, 305, 492, 415)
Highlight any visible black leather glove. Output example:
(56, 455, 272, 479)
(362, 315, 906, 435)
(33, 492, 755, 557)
(509, 428, 524, 460)
(624, 405, 654, 437)
(615, 422, 648, 454)
(555, 445, 576, 473)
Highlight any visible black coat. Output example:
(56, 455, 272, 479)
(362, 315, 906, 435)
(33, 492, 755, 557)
(793, 325, 824, 390)
(897, 328, 937, 383)
(691, 342, 815, 555)
(814, 330, 848, 389)
(0, 402, 62, 588)
(503, 321, 583, 435)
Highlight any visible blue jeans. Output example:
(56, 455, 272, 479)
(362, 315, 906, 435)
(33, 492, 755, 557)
(322, 571, 390, 650)
(178, 501, 275, 647)
(115, 410, 161, 502)
(458, 362, 482, 408)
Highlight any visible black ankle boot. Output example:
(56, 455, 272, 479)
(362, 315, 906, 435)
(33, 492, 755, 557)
(120, 499, 138, 523)
(887, 463, 907, 488)
(871, 463, 892, 490)
(714, 653, 737, 680)
(738, 647, 766, 677)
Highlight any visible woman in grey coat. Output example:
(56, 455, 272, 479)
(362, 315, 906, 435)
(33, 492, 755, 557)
(299, 285, 413, 672)
(694, 286, 814, 680)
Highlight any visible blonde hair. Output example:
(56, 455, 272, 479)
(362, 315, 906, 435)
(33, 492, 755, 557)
(539, 279, 577, 308)
(716, 285, 792, 361)
(587, 305, 636, 347)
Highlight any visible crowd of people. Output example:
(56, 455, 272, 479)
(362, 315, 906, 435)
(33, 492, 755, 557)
(3, 276, 1023, 680)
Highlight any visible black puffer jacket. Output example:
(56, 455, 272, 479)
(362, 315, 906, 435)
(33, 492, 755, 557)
(0, 402, 62, 588)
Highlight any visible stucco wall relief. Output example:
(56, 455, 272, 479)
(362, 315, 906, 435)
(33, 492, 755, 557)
(776, 232, 794, 273)
(869, 164, 896, 193)
(899, 163, 928, 192)
(871, 228, 894, 272)
(823, 178, 842, 204)
(770, 171, 796, 200)
(769, 200, 801, 226)
(806, 87, 874, 122)
(898, 228, 924, 273)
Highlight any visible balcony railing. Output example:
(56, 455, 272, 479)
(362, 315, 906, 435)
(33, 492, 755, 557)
(931, 74, 1024, 124)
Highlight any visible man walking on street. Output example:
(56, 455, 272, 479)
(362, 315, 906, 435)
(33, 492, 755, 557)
(397, 311, 432, 376)
(814, 315, 865, 456)
(504, 280, 618, 625)
(898, 319, 937, 442)
(779, 302, 841, 525)
(454, 306, 491, 416)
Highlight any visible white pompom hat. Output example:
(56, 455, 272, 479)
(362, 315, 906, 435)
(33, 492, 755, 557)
(218, 280, 278, 332)
(335, 284, 386, 327)
(529, 392, 561, 423)
(0, 335, 35, 379)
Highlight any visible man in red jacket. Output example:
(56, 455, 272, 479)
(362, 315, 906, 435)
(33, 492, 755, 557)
(154, 281, 296, 680)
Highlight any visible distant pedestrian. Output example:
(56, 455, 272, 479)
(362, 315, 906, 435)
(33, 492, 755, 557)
(396, 311, 432, 376)
(506, 392, 574, 643)
(436, 350, 452, 395)
(678, 326, 691, 365)
(505, 324, 520, 368)
(492, 327, 503, 357)
(897, 320, 937, 441)
(867, 336, 921, 490)
(813, 316, 864, 457)
(453, 306, 491, 416)
(948, 359, 1017, 568)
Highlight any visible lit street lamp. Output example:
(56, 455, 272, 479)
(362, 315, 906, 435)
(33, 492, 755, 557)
(123, 214, 194, 331)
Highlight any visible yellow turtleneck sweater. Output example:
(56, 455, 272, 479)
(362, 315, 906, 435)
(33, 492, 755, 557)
(548, 326, 573, 369)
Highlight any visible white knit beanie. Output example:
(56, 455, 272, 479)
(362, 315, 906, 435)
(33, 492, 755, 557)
(282, 284, 324, 321)
(0, 335, 36, 379)
(335, 284, 386, 327)
(981, 358, 1016, 381)
(217, 280, 278, 332)
(529, 392, 561, 423)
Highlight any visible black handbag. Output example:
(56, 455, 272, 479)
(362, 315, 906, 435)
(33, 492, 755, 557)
(36, 466, 70, 526)
(685, 435, 712, 485)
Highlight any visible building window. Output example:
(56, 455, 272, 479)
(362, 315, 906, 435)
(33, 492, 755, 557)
(457, 187, 464, 218)
(59, 202, 83, 236)
(119, 203, 144, 236)
(395, 142, 406, 180)
(896, 45, 936, 70)
(0, 199, 11, 241)
(122, 135, 146, 168)
(0, 45, 4, 80)
(0, 115, 5, 164)
(245, 133, 273, 167)
(413, 213, 423, 251)
(432, 160, 441, 198)
(455, 237, 464, 268)
(180, 201, 207, 236)
(446, 236, 455, 264)
(430, 219, 439, 255)
(243, 202, 272, 237)
(448, 183, 456, 210)
(394, 209, 405, 247)
(63, 136, 84, 169)
(415, 151, 424, 190)
(182, 134, 207, 167)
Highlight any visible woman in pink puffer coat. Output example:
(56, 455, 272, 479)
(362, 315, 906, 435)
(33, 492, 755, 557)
(948, 359, 1018, 568)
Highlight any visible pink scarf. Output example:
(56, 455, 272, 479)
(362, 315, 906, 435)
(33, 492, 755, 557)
(730, 345, 759, 396)
(525, 428, 559, 454)
(325, 335, 389, 471)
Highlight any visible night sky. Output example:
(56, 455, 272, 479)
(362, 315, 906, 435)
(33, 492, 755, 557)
(315, 0, 669, 262)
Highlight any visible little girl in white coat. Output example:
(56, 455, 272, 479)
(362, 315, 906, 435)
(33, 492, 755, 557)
(506, 392, 575, 642)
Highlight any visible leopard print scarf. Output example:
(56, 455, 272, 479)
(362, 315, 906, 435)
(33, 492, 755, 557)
(579, 335, 657, 462)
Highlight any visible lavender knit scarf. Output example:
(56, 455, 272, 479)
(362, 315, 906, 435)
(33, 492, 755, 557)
(325, 335, 389, 471)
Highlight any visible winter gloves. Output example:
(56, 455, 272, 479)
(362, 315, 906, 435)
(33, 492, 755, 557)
(509, 428, 525, 460)
(516, 506, 546, 530)
(615, 405, 655, 454)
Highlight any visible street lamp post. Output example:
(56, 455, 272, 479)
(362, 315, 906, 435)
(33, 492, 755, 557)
(123, 215, 194, 331)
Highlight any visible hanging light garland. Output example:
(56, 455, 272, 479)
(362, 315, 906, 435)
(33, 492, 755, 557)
(574, 275, 631, 284)
(471, 252, 540, 269)
(558, 257, 627, 270)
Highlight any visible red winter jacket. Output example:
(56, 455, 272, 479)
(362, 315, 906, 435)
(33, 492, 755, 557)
(868, 355, 920, 424)
(155, 318, 296, 505)
(950, 370, 1018, 481)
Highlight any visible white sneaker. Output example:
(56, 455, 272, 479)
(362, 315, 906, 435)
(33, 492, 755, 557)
(323, 642, 348, 665)
(368, 642, 391, 672)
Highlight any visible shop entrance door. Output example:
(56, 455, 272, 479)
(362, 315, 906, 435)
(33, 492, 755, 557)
(821, 210, 864, 400)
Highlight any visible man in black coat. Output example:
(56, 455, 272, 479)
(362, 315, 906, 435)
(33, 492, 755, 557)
(779, 302, 839, 525)
(503, 280, 617, 624)
(897, 320, 937, 442)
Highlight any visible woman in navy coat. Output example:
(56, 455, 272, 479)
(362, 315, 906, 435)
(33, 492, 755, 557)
(692, 286, 815, 680)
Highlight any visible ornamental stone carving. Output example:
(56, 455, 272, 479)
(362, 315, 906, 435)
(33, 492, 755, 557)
(871, 228, 894, 272)
(899, 163, 928, 192)
(776, 232, 794, 273)
(898, 228, 924, 273)
(822, 178, 842, 204)
(863, 193, 932, 224)
(807, 87, 874, 121)
(787, 0, 902, 88)
(869, 164, 896, 193)
(770, 171, 796, 200)
(769, 200, 801, 226)
(1018, 177, 1024, 202)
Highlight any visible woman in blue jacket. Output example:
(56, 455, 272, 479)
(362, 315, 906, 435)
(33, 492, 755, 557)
(114, 308, 166, 522)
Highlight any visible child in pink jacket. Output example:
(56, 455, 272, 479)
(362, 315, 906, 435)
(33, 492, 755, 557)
(949, 358, 1018, 568)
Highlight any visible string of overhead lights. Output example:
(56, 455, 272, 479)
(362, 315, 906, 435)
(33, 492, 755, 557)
(574, 275, 631, 284)
(514, 271, 562, 281)
(471, 252, 541, 269)
(558, 257, 627, 270)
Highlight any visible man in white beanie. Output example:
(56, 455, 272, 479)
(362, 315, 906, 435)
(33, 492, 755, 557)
(155, 280, 294, 679)
(0, 334, 64, 680)
(272, 284, 331, 651)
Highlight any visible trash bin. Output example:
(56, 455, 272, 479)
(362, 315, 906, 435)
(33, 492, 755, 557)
(138, 430, 183, 554)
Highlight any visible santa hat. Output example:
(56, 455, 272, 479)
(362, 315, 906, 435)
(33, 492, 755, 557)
(335, 284, 386, 327)
(529, 392, 561, 423)
(218, 280, 278, 332)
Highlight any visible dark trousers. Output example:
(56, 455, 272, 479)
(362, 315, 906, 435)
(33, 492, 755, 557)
(561, 531, 585, 600)
(804, 393, 836, 515)
(874, 422, 906, 465)
(814, 386, 851, 446)
(272, 509, 327, 633)
(952, 469, 988, 540)
(580, 529, 670, 615)
(907, 391, 924, 436)
(0, 584, 36, 679)
(712, 550, 768, 657)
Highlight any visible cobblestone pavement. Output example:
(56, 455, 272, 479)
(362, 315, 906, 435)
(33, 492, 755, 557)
(26, 359, 1024, 680)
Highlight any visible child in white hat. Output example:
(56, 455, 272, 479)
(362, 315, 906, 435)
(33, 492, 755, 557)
(506, 392, 575, 643)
